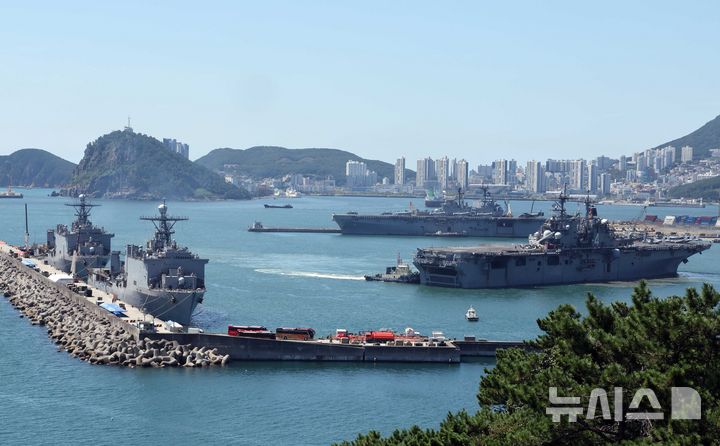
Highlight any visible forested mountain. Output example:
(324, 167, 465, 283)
(0, 149, 75, 187)
(652, 114, 720, 159)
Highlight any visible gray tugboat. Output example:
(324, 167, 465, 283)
(46, 194, 117, 279)
(88, 202, 207, 325)
(332, 187, 545, 237)
(413, 191, 711, 288)
(364, 255, 420, 284)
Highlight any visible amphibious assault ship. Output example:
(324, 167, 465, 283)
(413, 192, 711, 288)
(332, 188, 545, 237)
(46, 195, 117, 279)
(88, 202, 207, 325)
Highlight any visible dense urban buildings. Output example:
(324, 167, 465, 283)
(219, 143, 718, 201)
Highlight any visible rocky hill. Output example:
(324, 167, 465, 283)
(70, 130, 249, 200)
(0, 149, 75, 187)
(652, 114, 720, 159)
(195, 146, 414, 185)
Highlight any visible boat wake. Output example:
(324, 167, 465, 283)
(254, 268, 364, 281)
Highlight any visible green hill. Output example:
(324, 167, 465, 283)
(652, 114, 720, 159)
(668, 175, 720, 201)
(195, 146, 414, 185)
(0, 149, 75, 187)
(70, 130, 249, 200)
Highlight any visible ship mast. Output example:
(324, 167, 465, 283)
(555, 184, 568, 219)
(65, 194, 99, 228)
(140, 201, 188, 249)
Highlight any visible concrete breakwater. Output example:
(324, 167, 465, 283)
(0, 253, 229, 368)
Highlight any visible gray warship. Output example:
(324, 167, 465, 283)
(332, 188, 545, 237)
(413, 192, 711, 288)
(88, 202, 207, 325)
(46, 195, 118, 279)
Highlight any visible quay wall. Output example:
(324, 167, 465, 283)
(454, 340, 527, 357)
(145, 332, 461, 363)
(364, 344, 460, 363)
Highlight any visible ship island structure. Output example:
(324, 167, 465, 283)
(412, 192, 711, 288)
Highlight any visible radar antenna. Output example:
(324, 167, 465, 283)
(65, 194, 99, 228)
(140, 200, 188, 249)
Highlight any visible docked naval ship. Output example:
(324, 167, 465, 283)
(88, 202, 207, 326)
(332, 188, 545, 237)
(46, 195, 118, 279)
(413, 192, 711, 288)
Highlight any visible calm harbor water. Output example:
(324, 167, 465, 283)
(1, 191, 718, 445)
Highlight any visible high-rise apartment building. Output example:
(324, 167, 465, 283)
(600, 173, 611, 195)
(163, 138, 190, 159)
(394, 157, 405, 185)
(436, 156, 449, 189)
(587, 163, 598, 193)
(456, 159, 469, 190)
(571, 160, 586, 191)
(681, 145, 694, 163)
(416, 157, 435, 188)
(526, 161, 545, 193)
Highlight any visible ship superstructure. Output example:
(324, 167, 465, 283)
(413, 191, 711, 288)
(89, 202, 208, 325)
(332, 187, 545, 237)
(46, 194, 117, 278)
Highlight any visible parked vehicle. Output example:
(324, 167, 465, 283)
(276, 327, 315, 341)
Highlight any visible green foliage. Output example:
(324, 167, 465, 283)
(342, 282, 720, 445)
(651, 114, 720, 160)
(71, 130, 250, 200)
(668, 175, 720, 201)
(195, 146, 415, 185)
(0, 148, 75, 187)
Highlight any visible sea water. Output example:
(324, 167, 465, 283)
(1, 191, 717, 445)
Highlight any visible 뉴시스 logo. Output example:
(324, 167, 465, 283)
(546, 387, 701, 422)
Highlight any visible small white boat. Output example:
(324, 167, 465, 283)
(465, 306, 479, 321)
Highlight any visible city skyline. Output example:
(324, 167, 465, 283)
(1, 1, 720, 165)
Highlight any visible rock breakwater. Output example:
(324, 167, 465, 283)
(0, 254, 229, 368)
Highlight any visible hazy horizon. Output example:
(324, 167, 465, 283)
(1, 1, 719, 167)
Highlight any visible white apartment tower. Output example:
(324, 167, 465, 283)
(456, 159, 469, 191)
(681, 145, 694, 163)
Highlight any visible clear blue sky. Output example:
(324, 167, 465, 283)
(1, 1, 719, 167)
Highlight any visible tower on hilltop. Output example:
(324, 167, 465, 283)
(124, 116, 133, 133)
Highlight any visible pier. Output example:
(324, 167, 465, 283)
(1, 244, 525, 365)
(248, 221, 341, 233)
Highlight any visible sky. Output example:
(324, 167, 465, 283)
(1, 1, 719, 167)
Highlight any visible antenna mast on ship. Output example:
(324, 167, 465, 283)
(140, 200, 188, 249)
(65, 194, 99, 228)
(556, 184, 568, 219)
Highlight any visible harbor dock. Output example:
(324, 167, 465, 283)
(248, 221, 340, 233)
(1, 244, 524, 365)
